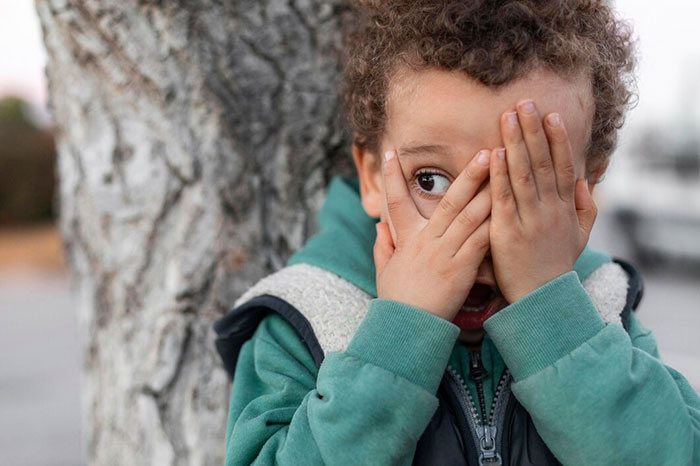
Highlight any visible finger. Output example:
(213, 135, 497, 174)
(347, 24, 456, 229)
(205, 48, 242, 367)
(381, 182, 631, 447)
(543, 113, 576, 202)
(373, 221, 395, 279)
(516, 99, 557, 199)
(489, 147, 519, 222)
(424, 149, 491, 238)
(454, 217, 491, 264)
(382, 149, 423, 246)
(441, 186, 492, 256)
(501, 110, 539, 211)
(574, 178, 598, 241)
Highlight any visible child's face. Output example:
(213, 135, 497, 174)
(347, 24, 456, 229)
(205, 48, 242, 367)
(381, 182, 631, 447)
(353, 66, 597, 341)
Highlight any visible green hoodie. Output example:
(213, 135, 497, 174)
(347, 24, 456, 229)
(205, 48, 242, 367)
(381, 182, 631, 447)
(223, 175, 700, 466)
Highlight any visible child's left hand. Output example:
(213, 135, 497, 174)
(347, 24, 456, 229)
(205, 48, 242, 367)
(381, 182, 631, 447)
(489, 99, 598, 303)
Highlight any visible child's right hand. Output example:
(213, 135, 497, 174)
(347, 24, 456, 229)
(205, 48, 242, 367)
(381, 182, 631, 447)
(373, 148, 492, 322)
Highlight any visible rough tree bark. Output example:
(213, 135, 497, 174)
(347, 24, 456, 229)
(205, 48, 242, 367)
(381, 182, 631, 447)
(35, 1, 354, 464)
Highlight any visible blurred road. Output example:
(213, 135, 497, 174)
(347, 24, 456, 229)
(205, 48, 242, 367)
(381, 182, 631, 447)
(0, 212, 698, 466)
(0, 270, 82, 466)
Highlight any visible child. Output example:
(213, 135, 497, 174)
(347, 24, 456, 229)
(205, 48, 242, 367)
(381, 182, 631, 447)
(215, 1, 700, 464)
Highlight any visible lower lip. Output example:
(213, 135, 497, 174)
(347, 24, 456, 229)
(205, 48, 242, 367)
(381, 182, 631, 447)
(451, 297, 503, 330)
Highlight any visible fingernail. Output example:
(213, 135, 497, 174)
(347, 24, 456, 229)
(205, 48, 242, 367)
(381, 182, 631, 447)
(497, 148, 505, 160)
(384, 150, 396, 162)
(547, 113, 561, 127)
(477, 150, 490, 166)
(520, 100, 535, 114)
(506, 112, 518, 126)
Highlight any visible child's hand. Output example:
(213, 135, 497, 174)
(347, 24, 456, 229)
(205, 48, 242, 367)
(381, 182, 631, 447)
(373, 148, 492, 322)
(489, 100, 598, 303)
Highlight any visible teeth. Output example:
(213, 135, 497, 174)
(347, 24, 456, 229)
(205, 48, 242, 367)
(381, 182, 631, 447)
(461, 301, 491, 313)
(461, 307, 482, 313)
(461, 306, 486, 313)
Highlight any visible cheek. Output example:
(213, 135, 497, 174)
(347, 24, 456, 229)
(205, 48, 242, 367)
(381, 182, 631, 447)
(412, 197, 438, 219)
(570, 128, 591, 178)
(575, 156, 587, 179)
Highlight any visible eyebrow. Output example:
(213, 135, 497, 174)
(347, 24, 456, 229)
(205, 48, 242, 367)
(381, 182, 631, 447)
(398, 144, 454, 158)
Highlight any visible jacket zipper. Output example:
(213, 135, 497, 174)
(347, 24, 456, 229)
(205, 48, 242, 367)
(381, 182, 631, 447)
(446, 350, 511, 466)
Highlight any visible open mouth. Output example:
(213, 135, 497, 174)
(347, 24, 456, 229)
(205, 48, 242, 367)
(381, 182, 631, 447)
(451, 283, 506, 330)
(461, 283, 498, 312)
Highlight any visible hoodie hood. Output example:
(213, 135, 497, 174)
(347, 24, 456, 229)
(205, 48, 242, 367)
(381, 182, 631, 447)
(286, 175, 379, 296)
(286, 174, 612, 298)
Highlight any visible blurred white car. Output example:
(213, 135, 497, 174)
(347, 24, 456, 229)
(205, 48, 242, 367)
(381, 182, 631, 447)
(601, 126, 700, 266)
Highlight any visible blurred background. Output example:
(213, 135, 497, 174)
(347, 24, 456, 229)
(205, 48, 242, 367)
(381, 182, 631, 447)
(0, 1, 698, 465)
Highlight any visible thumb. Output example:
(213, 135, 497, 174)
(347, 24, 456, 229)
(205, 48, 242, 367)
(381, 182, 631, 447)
(373, 221, 395, 278)
(575, 178, 598, 239)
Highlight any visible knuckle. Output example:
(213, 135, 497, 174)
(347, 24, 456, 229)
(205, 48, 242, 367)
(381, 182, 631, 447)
(533, 157, 554, 174)
(507, 132, 522, 145)
(559, 161, 576, 179)
(470, 233, 490, 251)
(464, 164, 485, 182)
(385, 195, 402, 212)
(417, 229, 432, 245)
(515, 171, 533, 186)
(436, 264, 453, 280)
(495, 188, 513, 203)
(438, 195, 458, 214)
(522, 122, 541, 136)
(465, 166, 479, 179)
(455, 209, 477, 227)
(507, 222, 522, 238)
(505, 128, 523, 144)
(552, 129, 570, 145)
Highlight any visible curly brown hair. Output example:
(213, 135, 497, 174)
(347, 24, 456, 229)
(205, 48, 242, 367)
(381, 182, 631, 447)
(341, 0, 638, 180)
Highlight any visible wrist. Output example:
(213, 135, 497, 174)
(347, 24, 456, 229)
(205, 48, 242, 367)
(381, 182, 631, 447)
(377, 293, 459, 322)
(503, 266, 574, 303)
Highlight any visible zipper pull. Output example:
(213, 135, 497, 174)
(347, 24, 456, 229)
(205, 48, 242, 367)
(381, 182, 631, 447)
(468, 350, 489, 381)
(476, 425, 502, 466)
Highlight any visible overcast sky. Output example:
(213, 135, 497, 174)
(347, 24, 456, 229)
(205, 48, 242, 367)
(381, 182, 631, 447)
(0, 1, 47, 106)
(615, 0, 700, 128)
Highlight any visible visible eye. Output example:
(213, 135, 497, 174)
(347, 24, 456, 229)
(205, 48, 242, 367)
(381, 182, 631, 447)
(412, 169, 451, 200)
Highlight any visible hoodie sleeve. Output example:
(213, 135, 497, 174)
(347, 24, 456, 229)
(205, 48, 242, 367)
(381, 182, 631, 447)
(483, 271, 700, 466)
(224, 298, 459, 466)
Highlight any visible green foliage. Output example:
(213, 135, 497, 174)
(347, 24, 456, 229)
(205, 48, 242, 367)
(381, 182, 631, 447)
(0, 96, 56, 226)
(0, 96, 37, 128)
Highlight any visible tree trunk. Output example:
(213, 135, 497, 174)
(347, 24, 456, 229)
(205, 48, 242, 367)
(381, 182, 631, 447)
(35, 1, 353, 464)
